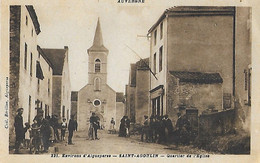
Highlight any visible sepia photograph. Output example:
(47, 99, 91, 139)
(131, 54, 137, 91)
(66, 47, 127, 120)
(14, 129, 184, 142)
(0, 0, 259, 162)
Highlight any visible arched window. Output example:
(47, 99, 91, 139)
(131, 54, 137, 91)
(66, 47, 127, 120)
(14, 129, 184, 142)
(95, 59, 101, 73)
(94, 77, 101, 91)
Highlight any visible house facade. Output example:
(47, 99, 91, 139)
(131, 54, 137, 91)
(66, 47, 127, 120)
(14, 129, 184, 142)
(9, 5, 53, 145)
(125, 58, 150, 124)
(43, 47, 71, 122)
(148, 6, 251, 125)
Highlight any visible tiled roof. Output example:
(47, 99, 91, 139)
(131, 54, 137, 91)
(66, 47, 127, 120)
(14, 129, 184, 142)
(71, 91, 78, 101)
(170, 71, 223, 84)
(42, 48, 67, 75)
(37, 45, 53, 68)
(136, 58, 149, 70)
(148, 6, 235, 33)
(116, 92, 125, 102)
(26, 6, 41, 35)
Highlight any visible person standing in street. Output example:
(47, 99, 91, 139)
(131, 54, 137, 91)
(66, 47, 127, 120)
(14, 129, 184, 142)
(68, 115, 77, 144)
(110, 118, 115, 130)
(14, 108, 24, 154)
(90, 112, 99, 140)
(141, 115, 149, 142)
(61, 118, 67, 141)
(119, 116, 126, 137)
(40, 114, 51, 153)
(164, 115, 174, 144)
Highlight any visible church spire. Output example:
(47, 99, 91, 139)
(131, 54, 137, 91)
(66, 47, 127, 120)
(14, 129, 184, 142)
(93, 18, 103, 46)
(88, 18, 108, 52)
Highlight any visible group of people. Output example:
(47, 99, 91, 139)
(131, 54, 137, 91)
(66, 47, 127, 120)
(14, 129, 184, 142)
(141, 113, 191, 146)
(14, 107, 78, 154)
(118, 116, 130, 137)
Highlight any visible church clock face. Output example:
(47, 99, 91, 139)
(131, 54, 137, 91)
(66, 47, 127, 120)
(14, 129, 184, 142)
(93, 99, 101, 107)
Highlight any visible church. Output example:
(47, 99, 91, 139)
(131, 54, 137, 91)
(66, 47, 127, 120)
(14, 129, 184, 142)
(77, 19, 125, 131)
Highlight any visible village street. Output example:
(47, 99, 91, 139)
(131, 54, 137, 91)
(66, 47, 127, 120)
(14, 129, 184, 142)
(9, 129, 210, 155)
(50, 130, 210, 155)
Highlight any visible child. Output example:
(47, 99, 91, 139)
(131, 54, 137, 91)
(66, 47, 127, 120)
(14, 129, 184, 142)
(61, 118, 67, 141)
(24, 122, 30, 149)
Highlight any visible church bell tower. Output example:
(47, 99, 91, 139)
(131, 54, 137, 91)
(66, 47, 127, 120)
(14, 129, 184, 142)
(87, 18, 109, 89)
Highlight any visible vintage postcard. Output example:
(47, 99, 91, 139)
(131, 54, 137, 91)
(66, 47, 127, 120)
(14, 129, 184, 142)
(0, 0, 259, 162)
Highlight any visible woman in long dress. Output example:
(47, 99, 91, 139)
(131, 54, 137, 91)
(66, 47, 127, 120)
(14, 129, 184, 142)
(119, 116, 126, 137)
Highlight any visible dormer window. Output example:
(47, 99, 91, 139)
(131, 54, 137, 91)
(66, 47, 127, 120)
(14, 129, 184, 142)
(95, 59, 101, 73)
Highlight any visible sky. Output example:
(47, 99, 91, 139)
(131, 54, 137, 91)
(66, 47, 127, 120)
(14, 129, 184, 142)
(34, 0, 177, 92)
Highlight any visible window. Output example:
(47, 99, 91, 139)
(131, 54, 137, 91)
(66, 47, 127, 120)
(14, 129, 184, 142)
(93, 99, 101, 107)
(48, 79, 50, 95)
(244, 69, 248, 90)
(30, 53, 33, 76)
(94, 78, 101, 91)
(31, 29, 33, 37)
(95, 59, 101, 73)
(37, 79, 40, 93)
(152, 96, 163, 116)
(153, 53, 156, 73)
(159, 46, 163, 72)
(28, 96, 31, 124)
(38, 51, 40, 58)
(24, 43, 27, 70)
(62, 106, 65, 118)
(160, 23, 163, 39)
(26, 16, 28, 26)
(248, 67, 252, 106)
(154, 30, 157, 45)
(152, 99, 156, 116)
(223, 93, 231, 109)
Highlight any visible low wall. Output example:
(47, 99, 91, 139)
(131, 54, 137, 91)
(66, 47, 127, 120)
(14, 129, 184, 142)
(199, 109, 235, 138)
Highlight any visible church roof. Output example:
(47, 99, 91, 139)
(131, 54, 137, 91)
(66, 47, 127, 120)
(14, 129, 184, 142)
(88, 18, 108, 52)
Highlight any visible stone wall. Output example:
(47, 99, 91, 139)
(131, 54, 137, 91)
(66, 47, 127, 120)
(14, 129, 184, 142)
(135, 69, 149, 124)
(9, 6, 21, 146)
(199, 109, 235, 137)
(167, 74, 223, 124)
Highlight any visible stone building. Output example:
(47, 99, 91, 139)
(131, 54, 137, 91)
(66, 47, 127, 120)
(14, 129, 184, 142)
(77, 19, 124, 131)
(43, 47, 71, 122)
(9, 5, 53, 145)
(148, 6, 251, 125)
(116, 92, 125, 129)
(71, 91, 78, 120)
(125, 58, 150, 124)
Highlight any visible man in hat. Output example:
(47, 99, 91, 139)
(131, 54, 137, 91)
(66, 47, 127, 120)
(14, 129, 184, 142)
(90, 112, 99, 140)
(14, 108, 24, 154)
(68, 115, 77, 144)
(141, 115, 149, 142)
